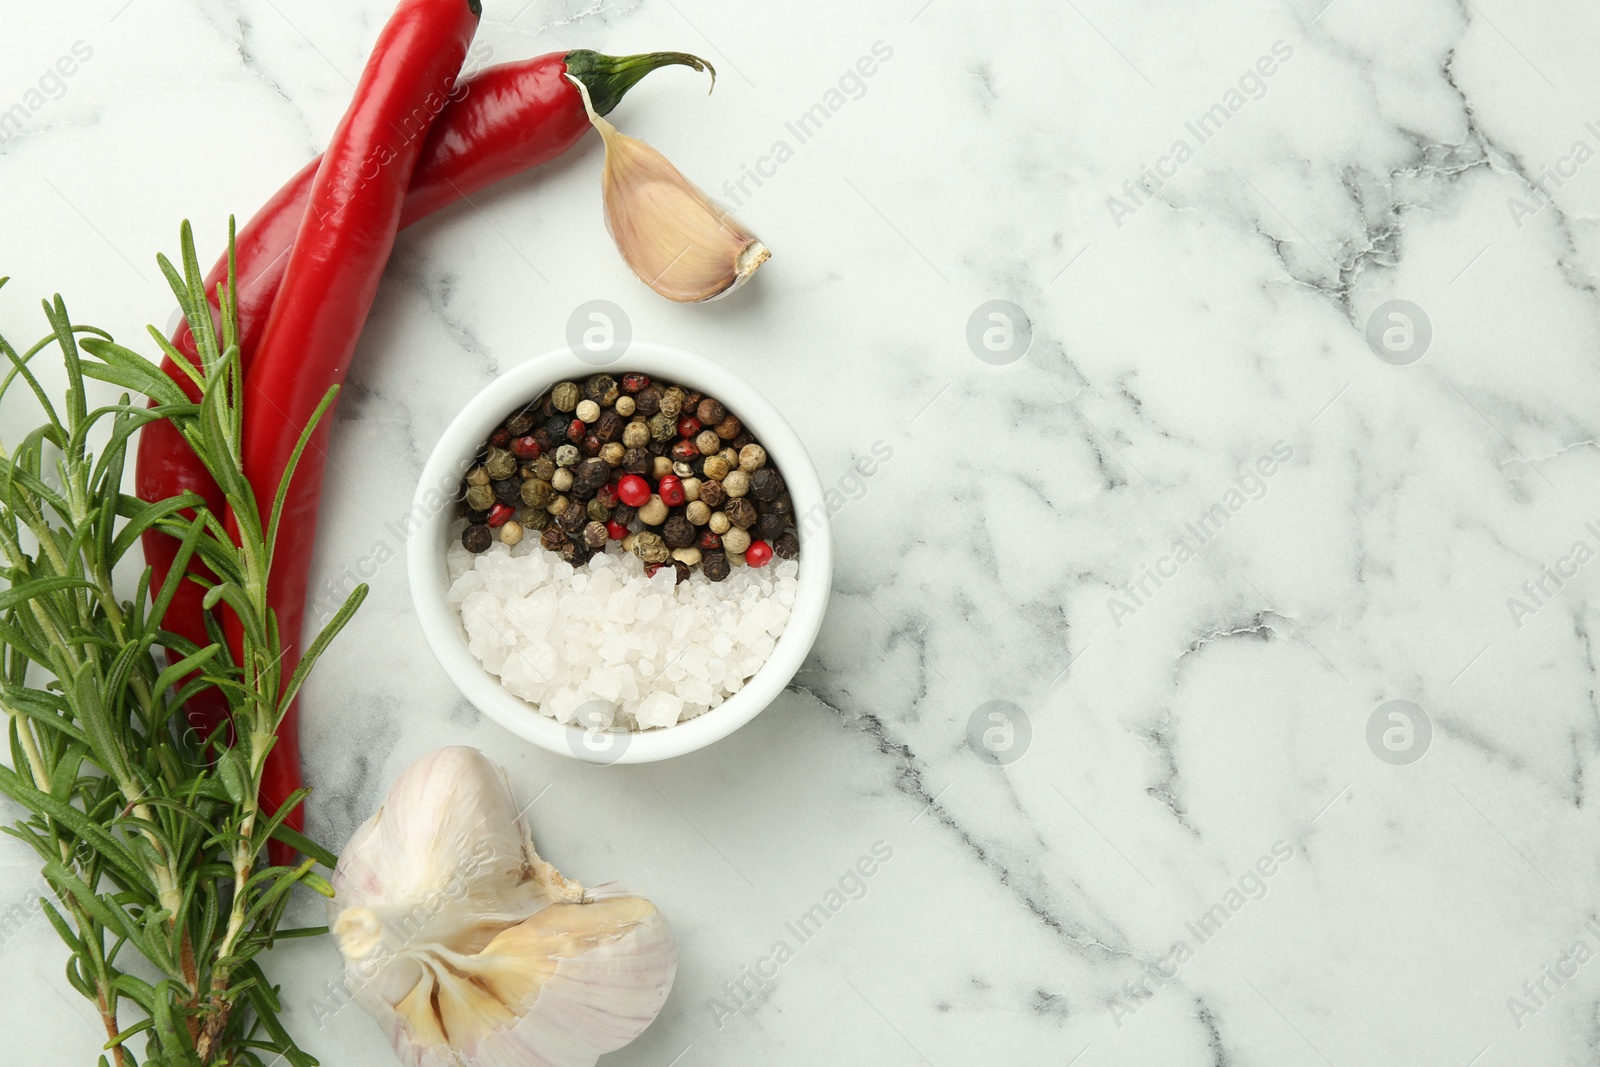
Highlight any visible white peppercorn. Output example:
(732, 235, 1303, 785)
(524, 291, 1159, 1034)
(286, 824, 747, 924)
(499, 520, 524, 546)
(615, 395, 636, 416)
(682, 477, 702, 502)
(702, 455, 730, 481)
(575, 399, 601, 423)
(638, 495, 669, 526)
(651, 455, 674, 479)
(685, 500, 711, 525)
(551, 467, 574, 492)
(723, 469, 750, 498)
(738, 443, 767, 472)
(722, 526, 751, 555)
(708, 511, 731, 535)
(671, 546, 702, 567)
(696, 429, 721, 456)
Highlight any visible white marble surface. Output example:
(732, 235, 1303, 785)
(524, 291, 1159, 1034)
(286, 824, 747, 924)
(5, 0, 1600, 1063)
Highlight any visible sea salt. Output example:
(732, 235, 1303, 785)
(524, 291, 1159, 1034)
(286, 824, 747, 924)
(449, 539, 799, 731)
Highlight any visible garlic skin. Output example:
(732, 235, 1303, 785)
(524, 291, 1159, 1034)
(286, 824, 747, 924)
(330, 747, 676, 1067)
(570, 74, 769, 302)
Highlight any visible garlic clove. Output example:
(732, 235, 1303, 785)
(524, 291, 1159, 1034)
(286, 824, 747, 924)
(569, 73, 769, 303)
(330, 747, 677, 1067)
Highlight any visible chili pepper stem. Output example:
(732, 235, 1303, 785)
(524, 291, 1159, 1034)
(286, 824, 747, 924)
(564, 49, 715, 116)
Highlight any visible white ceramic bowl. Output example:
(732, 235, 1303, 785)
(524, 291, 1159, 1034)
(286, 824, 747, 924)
(408, 343, 832, 764)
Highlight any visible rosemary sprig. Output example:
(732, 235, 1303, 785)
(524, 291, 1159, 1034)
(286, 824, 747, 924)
(0, 221, 366, 1066)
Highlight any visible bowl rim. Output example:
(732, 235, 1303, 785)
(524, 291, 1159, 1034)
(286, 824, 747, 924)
(406, 342, 833, 764)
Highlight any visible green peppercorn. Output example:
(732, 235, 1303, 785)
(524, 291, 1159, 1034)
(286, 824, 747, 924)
(520, 478, 553, 508)
(662, 515, 695, 549)
(703, 551, 731, 582)
(465, 484, 495, 511)
(551, 468, 574, 493)
(648, 412, 675, 443)
(738, 444, 767, 472)
(774, 531, 799, 559)
(466, 466, 490, 486)
(551, 381, 581, 412)
(587, 497, 613, 523)
(749, 468, 784, 501)
(519, 505, 551, 531)
(555, 444, 580, 467)
(633, 531, 670, 564)
(583, 521, 608, 549)
(485, 447, 518, 480)
(462, 524, 493, 553)
(726, 498, 758, 530)
(700, 479, 728, 508)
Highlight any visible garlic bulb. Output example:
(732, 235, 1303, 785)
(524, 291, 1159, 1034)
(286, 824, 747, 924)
(570, 74, 770, 302)
(329, 747, 676, 1067)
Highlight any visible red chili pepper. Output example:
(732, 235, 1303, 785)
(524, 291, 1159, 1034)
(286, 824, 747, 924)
(226, 0, 482, 865)
(134, 49, 709, 744)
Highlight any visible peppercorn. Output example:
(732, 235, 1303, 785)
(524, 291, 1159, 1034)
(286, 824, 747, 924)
(500, 520, 525, 546)
(611, 502, 638, 527)
(670, 439, 700, 462)
(573, 457, 611, 496)
(491, 427, 511, 449)
(594, 409, 624, 443)
(466, 484, 495, 512)
(583, 521, 608, 549)
(638, 495, 669, 526)
(669, 560, 691, 584)
(726, 498, 758, 530)
(703, 551, 730, 582)
(683, 388, 703, 409)
(774, 531, 799, 559)
(606, 519, 628, 540)
(566, 419, 586, 444)
(558, 500, 588, 532)
(659, 388, 684, 420)
(621, 446, 651, 474)
(551, 381, 581, 412)
(730, 430, 753, 451)
(492, 477, 521, 505)
(769, 493, 794, 520)
(722, 469, 750, 498)
(715, 414, 741, 440)
(555, 444, 580, 467)
(586, 497, 612, 523)
(621, 372, 650, 394)
(708, 511, 731, 535)
(581, 435, 602, 458)
(634, 384, 662, 417)
(672, 460, 695, 479)
(633, 531, 670, 564)
(702, 455, 730, 481)
(541, 525, 567, 552)
(601, 442, 626, 467)
(466, 508, 490, 525)
(616, 475, 651, 507)
(511, 435, 541, 460)
(700, 479, 728, 508)
(585, 374, 618, 405)
(532, 455, 556, 482)
(698, 530, 723, 551)
(672, 546, 702, 567)
(652, 455, 675, 479)
(745, 539, 774, 567)
(648, 413, 675, 443)
(543, 414, 570, 443)
(568, 542, 593, 567)
(485, 447, 517, 480)
(519, 506, 551, 531)
(749, 468, 784, 501)
(754, 512, 786, 541)
(738, 443, 767, 472)
(662, 515, 695, 549)
(507, 407, 537, 435)
(466, 466, 490, 486)
(685, 500, 712, 525)
(676, 415, 701, 439)
(551, 468, 574, 493)
(647, 438, 670, 457)
(547, 494, 570, 516)
(622, 420, 650, 449)
(615, 395, 636, 417)
(658, 475, 686, 507)
(719, 447, 740, 468)
(576, 399, 600, 424)
(489, 503, 515, 528)
(682, 477, 703, 502)
(462, 524, 493, 552)
(455, 497, 472, 519)
(695, 429, 721, 456)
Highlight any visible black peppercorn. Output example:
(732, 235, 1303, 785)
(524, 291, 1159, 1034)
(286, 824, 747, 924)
(585, 374, 618, 405)
(750, 468, 784, 501)
(754, 513, 786, 541)
(730, 431, 753, 451)
(532, 455, 556, 482)
(703, 551, 730, 582)
(581, 435, 602, 458)
(462, 524, 493, 553)
(622, 446, 651, 475)
(769, 493, 794, 519)
(540, 525, 566, 552)
(726, 498, 758, 530)
(634, 385, 662, 417)
(454, 497, 471, 519)
(568, 542, 593, 567)
(700, 479, 727, 508)
(492, 478, 521, 505)
(774, 532, 799, 559)
(506, 407, 537, 436)
(669, 559, 691, 584)
(611, 502, 638, 527)
(662, 515, 695, 549)
(594, 409, 624, 443)
(543, 414, 570, 442)
(557, 500, 588, 532)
